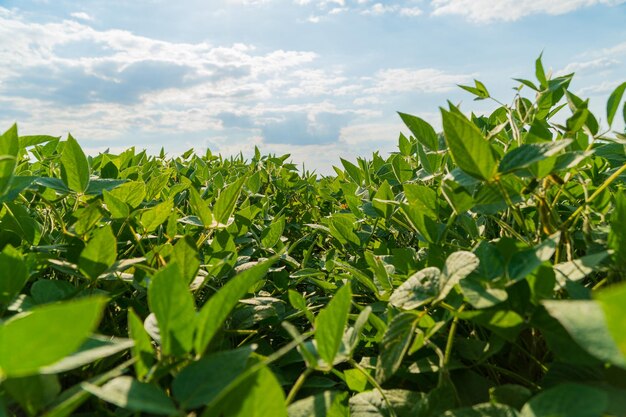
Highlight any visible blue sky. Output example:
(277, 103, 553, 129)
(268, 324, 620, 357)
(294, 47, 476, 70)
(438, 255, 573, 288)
(0, 0, 625, 173)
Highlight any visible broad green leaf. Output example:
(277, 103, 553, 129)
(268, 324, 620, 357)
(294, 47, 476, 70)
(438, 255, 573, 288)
(595, 283, 626, 360)
(0, 124, 19, 196)
(441, 109, 497, 181)
(440, 403, 520, 417)
(389, 267, 440, 310)
(489, 385, 532, 410)
(19, 134, 59, 149)
(82, 376, 179, 416)
(0, 246, 28, 311)
(398, 112, 439, 151)
(507, 234, 559, 281)
(329, 213, 360, 247)
(195, 257, 276, 354)
(60, 134, 90, 193)
(128, 309, 155, 381)
(403, 184, 438, 219)
(553, 251, 609, 286)
(108, 181, 146, 208)
(172, 345, 255, 410)
(188, 186, 213, 227)
(349, 389, 425, 417)
(210, 366, 287, 417)
(520, 383, 607, 417)
(261, 215, 286, 248)
(340, 158, 363, 184)
(607, 81, 626, 127)
(102, 189, 129, 219)
(79, 225, 117, 280)
(372, 181, 395, 219)
(542, 299, 625, 367)
(148, 263, 196, 356)
(376, 312, 419, 383)
(315, 283, 352, 367)
(287, 391, 348, 417)
(172, 236, 200, 284)
(140, 199, 174, 233)
(213, 176, 246, 226)
(436, 251, 480, 302)
(3, 374, 60, 416)
(498, 140, 572, 174)
(0, 296, 107, 378)
(40, 335, 134, 374)
(460, 310, 524, 342)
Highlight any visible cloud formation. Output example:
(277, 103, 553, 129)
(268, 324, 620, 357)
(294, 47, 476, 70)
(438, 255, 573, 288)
(430, 0, 626, 22)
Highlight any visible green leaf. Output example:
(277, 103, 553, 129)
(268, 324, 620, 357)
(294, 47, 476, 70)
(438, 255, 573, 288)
(441, 109, 497, 181)
(3, 374, 60, 416)
(172, 236, 200, 284)
(82, 376, 179, 416)
(78, 225, 117, 280)
(172, 345, 255, 410)
(507, 234, 559, 281)
(19, 134, 59, 149)
(261, 215, 286, 248)
(436, 251, 480, 302)
(389, 267, 440, 310)
(59, 134, 90, 193)
(102, 189, 129, 219)
(535, 53, 547, 89)
(607, 81, 626, 127)
(188, 186, 213, 227)
(0, 246, 28, 311)
(108, 181, 146, 208)
(140, 199, 174, 233)
(128, 309, 155, 381)
(372, 181, 395, 219)
(213, 176, 246, 226)
(542, 300, 626, 368)
(287, 391, 348, 417)
(440, 403, 520, 417)
(398, 112, 439, 151)
(594, 282, 626, 361)
(148, 263, 196, 356)
(211, 366, 287, 417)
(460, 309, 524, 342)
(499, 140, 572, 174)
(376, 312, 419, 383)
(195, 257, 276, 354)
(489, 385, 532, 410)
(329, 214, 360, 247)
(349, 389, 425, 417)
(519, 383, 607, 417)
(315, 283, 352, 367)
(0, 296, 107, 378)
(40, 335, 134, 374)
(340, 158, 363, 184)
(0, 124, 19, 196)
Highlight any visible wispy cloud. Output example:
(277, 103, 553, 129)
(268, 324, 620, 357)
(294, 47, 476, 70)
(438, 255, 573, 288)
(430, 0, 626, 22)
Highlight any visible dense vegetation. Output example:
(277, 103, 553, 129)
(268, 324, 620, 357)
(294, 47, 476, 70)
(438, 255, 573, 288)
(1, 58, 626, 417)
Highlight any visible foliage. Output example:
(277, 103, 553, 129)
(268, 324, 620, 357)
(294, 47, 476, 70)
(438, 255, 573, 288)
(0, 58, 626, 416)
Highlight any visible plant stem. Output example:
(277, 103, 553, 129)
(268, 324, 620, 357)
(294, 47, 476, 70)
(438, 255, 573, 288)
(348, 359, 397, 417)
(285, 368, 313, 405)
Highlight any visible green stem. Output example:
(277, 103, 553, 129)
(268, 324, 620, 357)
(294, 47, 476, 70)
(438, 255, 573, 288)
(285, 368, 313, 405)
(562, 163, 626, 228)
(348, 359, 397, 417)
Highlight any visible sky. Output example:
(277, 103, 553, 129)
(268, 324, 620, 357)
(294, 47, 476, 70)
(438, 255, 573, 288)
(0, 0, 625, 174)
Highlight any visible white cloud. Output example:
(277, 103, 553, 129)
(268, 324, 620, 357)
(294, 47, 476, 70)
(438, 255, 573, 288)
(70, 12, 94, 21)
(430, 0, 626, 22)
(366, 68, 474, 94)
(557, 57, 620, 76)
